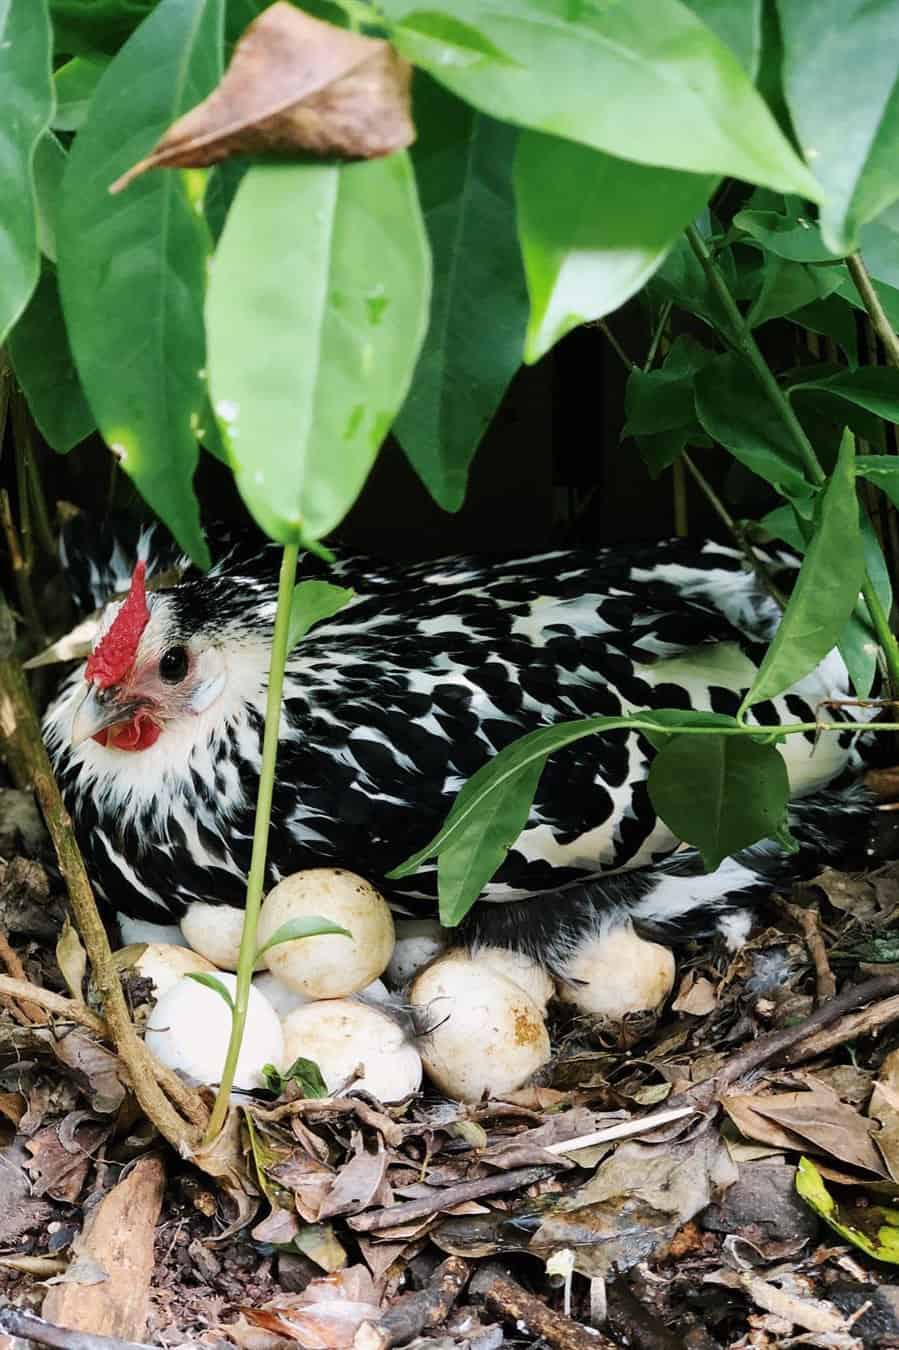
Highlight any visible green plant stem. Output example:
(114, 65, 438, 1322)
(644, 300, 672, 373)
(204, 542, 300, 1142)
(685, 223, 899, 697)
(682, 453, 788, 609)
(847, 253, 899, 371)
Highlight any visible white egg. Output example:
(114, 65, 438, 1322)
(471, 945, 555, 1010)
(555, 925, 675, 1017)
(180, 901, 264, 972)
(257, 869, 394, 998)
(145, 972, 283, 1091)
(120, 942, 217, 999)
(410, 951, 550, 1103)
(385, 919, 449, 988)
(252, 971, 309, 1019)
(281, 999, 421, 1102)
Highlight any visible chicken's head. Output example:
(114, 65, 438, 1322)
(71, 560, 234, 752)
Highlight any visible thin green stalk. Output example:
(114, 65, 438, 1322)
(685, 224, 899, 697)
(644, 300, 673, 373)
(847, 253, 899, 371)
(205, 542, 300, 1142)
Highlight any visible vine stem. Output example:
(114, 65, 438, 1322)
(205, 542, 300, 1142)
(847, 253, 899, 371)
(685, 224, 899, 698)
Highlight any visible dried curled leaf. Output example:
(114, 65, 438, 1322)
(112, 4, 413, 192)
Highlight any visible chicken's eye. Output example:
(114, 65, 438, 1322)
(159, 646, 189, 684)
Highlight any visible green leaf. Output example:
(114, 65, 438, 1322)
(744, 255, 844, 330)
(58, 0, 223, 568)
(255, 916, 352, 961)
(386, 0, 819, 196)
(682, 0, 762, 77)
(49, 0, 158, 55)
(52, 55, 109, 130)
(647, 735, 789, 872)
(648, 230, 739, 335)
(790, 367, 899, 425)
(7, 266, 95, 452)
(787, 296, 859, 368)
(694, 352, 815, 499)
(624, 337, 715, 477)
(389, 708, 741, 924)
(777, 0, 899, 253)
(288, 581, 354, 650)
(32, 132, 66, 266)
(857, 457, 899, 511)
(733, 207, 837, 263)
(394, 78, 527, 511)
(264, 1056, 329, 1099)
(856, 200, 899, 291)
(796, 1156, 899, 1264)
(741, 431, 864, 711)
(186, 971, 235, 1012)
(206, 157, 431, 545)
(0, 0, 54, 345)
(515, 133, 714, 362)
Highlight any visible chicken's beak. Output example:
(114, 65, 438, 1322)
(70, 683, 138, 747)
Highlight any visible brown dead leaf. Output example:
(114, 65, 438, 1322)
(112, 4, 413, 193)
(724, 1086, 887, 1177)
(319, 1140, 389, 1220)
(672, 972, 719, 1016)
(870, 1047, 899, 1182)
(0, 1139, 54, 1244)
(293, 1222, 348, 1273)
(244, 1269, 382, 1350)
(0, 1092, 25, 1125)
(192, 1107, 260, 1238)
(809, 868, 879, 921)
(56, 916, 87, 1003)
(26, 1115, 109, 1202)
(270, 1152, 335, 1224)
(46, 1027, 127, 1114)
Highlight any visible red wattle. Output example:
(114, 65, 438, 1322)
(92, 715, 160, 752)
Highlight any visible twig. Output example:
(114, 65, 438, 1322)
(773, 897, 836, 1002)
(0, 930, 46, 1024)
(0, 974, 101, 1031)
(779, 992, 899, 1066)
(481, 1274, 619, 1350)
(0, 589, 207, 1151)
(357, 1257, 470, 1349)
(544, 1105, 696, 1154)
(847, 253, 899, 371)
(685, 973, 899, 1108)
(597, 319, 636, 373)
(0, 488, 45, 649)
(682, 454, 789, 609)
(347, 1165, 558, 1234)
(0, 1309, 157, 1350)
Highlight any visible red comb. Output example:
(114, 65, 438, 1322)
(85, 561, 150, 688)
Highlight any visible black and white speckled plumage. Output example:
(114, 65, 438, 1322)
(44, 521, 878, 970)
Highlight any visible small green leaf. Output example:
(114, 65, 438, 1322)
(52, 55, 109, 131)
(777, 0, 899, 252)
(744, 254, 843, 330)
(790, 366, 899, 425)
(385, 0, 820, 196)
(58, 0, 223, 567)
(796, 1156, 899, 1264)
(206, 157, 431, 544)
(32, 133, 66, 265)
(624, 337, 716, 476)
(186, 971, 235, 1012)
(270, 1056, 329, 1100)
(648, 735, 790, 872)
(288, 581, 354, 651)
(0, 0, 54, 344)
(7, 265, 95, 453)
(515, 133, 714, 362)
(394, 77, 528, 511)
(787, 295, 859, 368)
(49, 0, 157, 56)
(255, 916, 351, 961)
(694, 352, 815, 499)
(733, 207, 837, 263)
(741, 430, 864, 711)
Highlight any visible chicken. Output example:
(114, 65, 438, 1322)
(44, 519, 877, 981)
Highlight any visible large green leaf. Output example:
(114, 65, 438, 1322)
(385, 0, 820, 196)
(52, 55, 109, 131)
(647, 735, 790, 872)
(394, 78, 527, 512)
(0, 0, 54, 345)
(741, 432, 864, 711)
(7, 266, 95, 453)
(744, 254, 844, 329)
(797, 1158, 899, 1265)
(777, 0, 899, 253)
(515, 133, 714, 362)
(58, 0, 224, 567)
(789, 367, 899, 424)
(694, 352, 814, 499)
(49, 0, 158, 55)
(682, 0, 762, 77)
(389, 708, 740, 924)
(206, 157, 431, 545)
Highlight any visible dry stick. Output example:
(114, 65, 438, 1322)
(357, 1257, 470, 1350)
(0, 974, 99, 1031)
(0, 1309, 158, 1350)
(347, 1165, 558, 1234)
(0, 931, 46, 1024)
(481, 1274, 619, 1350)
(0, 593, 207, 1150)
(847, 253, 899, 371)
(779, 992, 899, 1066)
(685, 972, 899, 1110)
(773, 896, 836, 1003)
